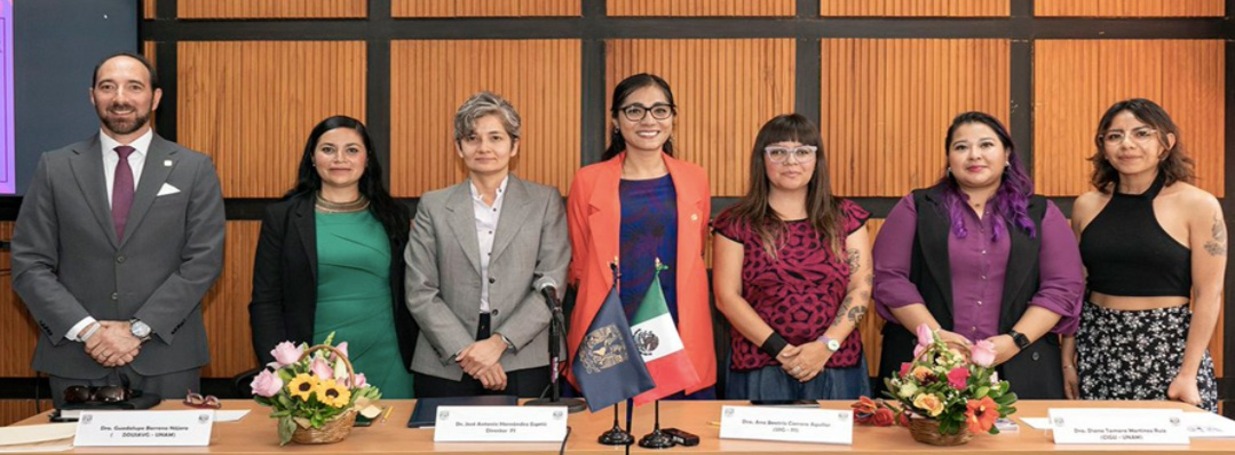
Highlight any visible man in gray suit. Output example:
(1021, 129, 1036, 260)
(406, 92, 568, 398)
(12, 52, 225, 406)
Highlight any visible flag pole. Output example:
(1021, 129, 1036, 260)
(598, 401, 634, 445)
(638, 400, 673, 448)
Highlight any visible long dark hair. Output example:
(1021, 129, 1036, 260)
(602, 73, 677, 161)
(1090, 98, 1196, 193)
(935, 112, 1036, 240)
(287, 116, 409, 246)
(722, 114, 844, 258)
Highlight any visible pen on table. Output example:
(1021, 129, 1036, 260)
(380, 406, 394, 424)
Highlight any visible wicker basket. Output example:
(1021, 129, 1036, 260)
(288, 344, 357, 445)
(907, 417, 973, 446)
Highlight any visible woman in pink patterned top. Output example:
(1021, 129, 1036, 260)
(713, 114, 873, 400)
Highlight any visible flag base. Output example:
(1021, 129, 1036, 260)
(639, 428, 674, 449)
(598, 425, 634, 445)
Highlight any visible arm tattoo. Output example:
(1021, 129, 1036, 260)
(846, 305, 867, 325)
(846, 248, 860, 275)
(1204, 212, 1227, 257)
(830, 296, 853, 328)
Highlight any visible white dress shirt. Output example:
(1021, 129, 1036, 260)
(471, 176, 509, 314)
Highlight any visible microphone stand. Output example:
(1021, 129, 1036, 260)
(524, 285, 587, 413)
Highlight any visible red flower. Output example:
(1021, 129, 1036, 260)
(965, 397, 1000, 434)
(899, 362, 912, 378)
(947, 367, 970, 390)
(897, 411, 911, 427)
(872, 407, 895, 426)
(851, 396, 877, 423)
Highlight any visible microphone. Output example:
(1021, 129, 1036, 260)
(535, 277, 560, 309)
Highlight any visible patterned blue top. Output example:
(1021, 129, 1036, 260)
(619, 175, 679, 323)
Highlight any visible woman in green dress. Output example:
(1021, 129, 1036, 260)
(249, 116, 417, 397)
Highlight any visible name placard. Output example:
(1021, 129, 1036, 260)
(433, 406, 568, 442)
(1049, 408, 1189, 445)
(719, 405, 853, 445)
(73, 410, 214, 447)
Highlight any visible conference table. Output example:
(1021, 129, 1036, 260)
(7, 399, 1233, 454)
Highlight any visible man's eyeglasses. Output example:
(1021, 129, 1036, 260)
(1099, 127, 1158, 145)
(618, 103, 675, 122)
(764, 145, 818, 164)
(184, 390, 222, 409)
(63, 385, 131, 404)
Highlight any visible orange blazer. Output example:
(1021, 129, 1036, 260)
(565, 152, 715, 394)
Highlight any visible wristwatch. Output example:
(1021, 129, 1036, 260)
(816, 335, 841, 352)
(130, 319, 152, 342)
(1007, 330, 1030, 350)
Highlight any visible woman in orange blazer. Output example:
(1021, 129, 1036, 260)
(566, 73, 715, 399)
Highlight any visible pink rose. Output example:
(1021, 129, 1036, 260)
(915, 324, 934, 347)
(913, 343, 926, 359)
(947, 367, 970, 390)
(349, 372, 367, 388)
(899, 362, 912, 378)
(311, 357, 333, 381)
(334, 342, 349, 360)
(269, 341, 303, 368)
(250, 368, 283, 397)
(971, 339, 997, 367)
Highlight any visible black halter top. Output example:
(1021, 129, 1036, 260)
(1079, 173, 1191, 297)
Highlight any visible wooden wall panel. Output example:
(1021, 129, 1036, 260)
(820, 0, 1007, 17)
(389, 40, 581, 197)
(1034, 40, 1224, 197)
(200, 222, 260, 378)
(177, 41, 366, 198)
(0, 222, 38, 378)
(143, 0, 155, 19)
(862, 218, 885, 377)
(1036, 0, 1223, 17)
(607, 39, 795, 197)
(178, 0, 366, 19)
(609, 0, 793, 16)
(822, 39, 1010, 198)
(393, 0, 578, 17)
(0, 401, 52, 427)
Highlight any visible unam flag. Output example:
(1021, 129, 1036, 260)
(630, 261, 699, 405)
(571, 280, 655, 412)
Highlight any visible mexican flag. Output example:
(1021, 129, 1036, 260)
(630, 262, 699, 405)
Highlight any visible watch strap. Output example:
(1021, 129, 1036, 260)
(1007, 330, 1030, 350)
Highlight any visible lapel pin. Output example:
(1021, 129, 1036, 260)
(164, 160, 173, 167)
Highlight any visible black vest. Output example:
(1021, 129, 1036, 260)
(877, 188, 1063, 399)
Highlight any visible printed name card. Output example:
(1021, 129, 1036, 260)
(1049, 408, 1189, 445)
(74, 410, 214, 446)
(433, 406, 568, 442)
(719, 405, 853, 445)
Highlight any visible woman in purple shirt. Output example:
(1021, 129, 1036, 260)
(871, 112, 1083, 399)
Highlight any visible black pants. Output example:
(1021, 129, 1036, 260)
(413, 313, 551, 398)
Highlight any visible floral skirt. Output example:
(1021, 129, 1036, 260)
(1076, 302, 1218, 412)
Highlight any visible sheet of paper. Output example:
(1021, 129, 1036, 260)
(214, 410, 250, 423)
(1019, 417, 1051, 430)
(0, 423, 76, 446)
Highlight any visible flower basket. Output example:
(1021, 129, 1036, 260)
(251, 334, 384, 446)
(291, 409, 356, 444)
(908, 416, 973, 446)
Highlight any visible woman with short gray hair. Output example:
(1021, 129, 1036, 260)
(405, 91, 569, 398)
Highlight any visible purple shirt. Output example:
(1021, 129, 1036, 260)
(872, 194, 1083, 340)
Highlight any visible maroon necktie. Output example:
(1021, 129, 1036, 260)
(112, 145, 136, 242)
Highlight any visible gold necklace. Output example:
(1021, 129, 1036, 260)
(315, 192, 369, 213)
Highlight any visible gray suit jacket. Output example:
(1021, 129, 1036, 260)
(11, 133, 226, 379)
(405, 175, 568, 381)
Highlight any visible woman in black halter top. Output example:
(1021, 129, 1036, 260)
(1065, 99, 1224, 412)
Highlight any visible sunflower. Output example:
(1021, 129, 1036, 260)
(315, 379, 352, 408)
(287, 373, 318, 401)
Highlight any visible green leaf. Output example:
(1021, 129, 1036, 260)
(988, 426, 1000, 435)
(974, 386, 989, 398)
(278, 417, 296, 446)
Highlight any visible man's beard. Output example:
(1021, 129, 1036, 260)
(98, 103, 150, 135)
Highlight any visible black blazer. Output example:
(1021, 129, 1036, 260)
(248, 192, 417, 369)
(878, 187, 1063, 399)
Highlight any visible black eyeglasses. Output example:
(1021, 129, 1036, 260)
(618, 103, 675, 122)
(63, 385, 131, 404)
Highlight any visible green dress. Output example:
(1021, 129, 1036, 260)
(312, 210, 415, 398)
